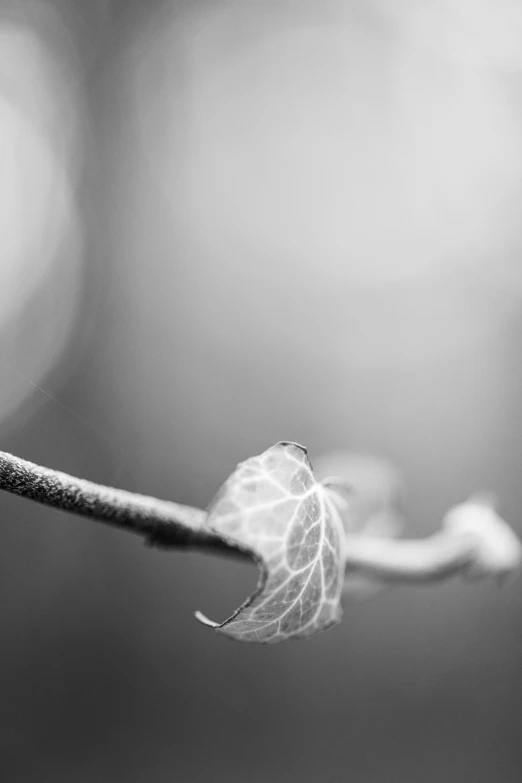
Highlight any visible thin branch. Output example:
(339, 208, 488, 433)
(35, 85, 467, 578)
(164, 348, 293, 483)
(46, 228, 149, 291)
(343, 531, 477, 583)
(0, 449, 520, 584)
(0, 449, 233, 556)
(343, 495, 522, 584)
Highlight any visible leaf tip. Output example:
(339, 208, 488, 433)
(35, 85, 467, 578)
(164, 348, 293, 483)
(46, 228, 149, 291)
(194, 610, 219, 629)
(276, 440, 308, 455)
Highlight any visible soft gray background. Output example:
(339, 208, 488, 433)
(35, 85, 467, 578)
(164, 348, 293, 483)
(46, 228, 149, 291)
(1, 1, 522, 781)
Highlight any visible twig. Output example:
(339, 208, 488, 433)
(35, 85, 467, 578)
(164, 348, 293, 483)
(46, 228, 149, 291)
(343, 531, 478, 582)
(0, 449, 520, 584)
(0, 449, 231, 555)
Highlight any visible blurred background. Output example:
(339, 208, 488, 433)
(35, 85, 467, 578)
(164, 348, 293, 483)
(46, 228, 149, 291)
(1, 0, 522, 780)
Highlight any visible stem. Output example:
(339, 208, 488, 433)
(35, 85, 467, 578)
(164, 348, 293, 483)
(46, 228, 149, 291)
(0, 449, 519, 584)
(0, 449, 231, 555)
(343, 531, 476, 583)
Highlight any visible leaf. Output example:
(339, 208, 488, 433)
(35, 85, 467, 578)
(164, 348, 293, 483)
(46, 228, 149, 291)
(195, 442, 345, 644)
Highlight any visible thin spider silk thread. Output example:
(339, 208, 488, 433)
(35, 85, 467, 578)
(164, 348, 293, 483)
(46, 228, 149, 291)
(0, 360, 132, 485)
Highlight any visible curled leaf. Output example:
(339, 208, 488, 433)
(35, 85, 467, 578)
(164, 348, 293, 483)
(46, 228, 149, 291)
(196, 442, 345, 643)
